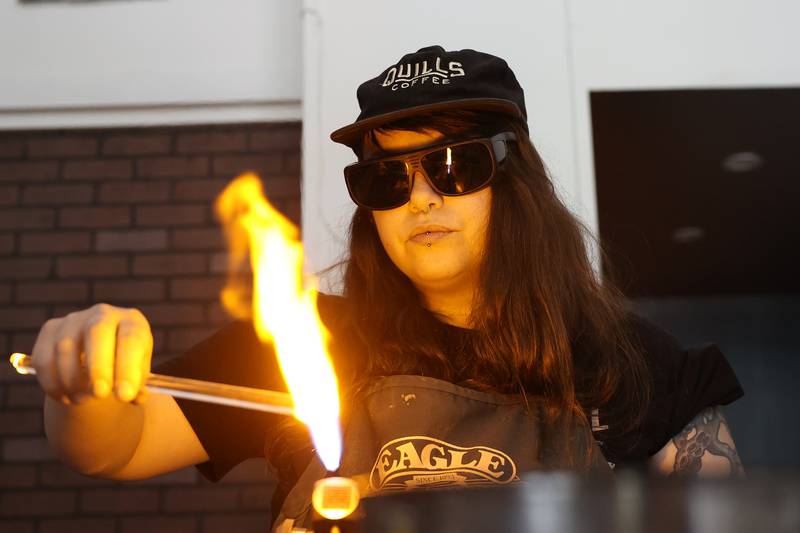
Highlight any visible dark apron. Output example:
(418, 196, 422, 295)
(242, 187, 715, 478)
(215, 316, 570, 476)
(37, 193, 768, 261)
(272, 375, 610, 532)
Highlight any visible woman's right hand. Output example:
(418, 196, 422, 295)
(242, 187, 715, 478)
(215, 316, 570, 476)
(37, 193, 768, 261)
(31, 303, 153, 405)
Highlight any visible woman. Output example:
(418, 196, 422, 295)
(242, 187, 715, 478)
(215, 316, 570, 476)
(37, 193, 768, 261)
(33, 46, 744, 529)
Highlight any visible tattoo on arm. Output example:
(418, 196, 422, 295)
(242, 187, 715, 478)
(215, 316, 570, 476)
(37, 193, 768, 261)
(671, 406, 745, 477)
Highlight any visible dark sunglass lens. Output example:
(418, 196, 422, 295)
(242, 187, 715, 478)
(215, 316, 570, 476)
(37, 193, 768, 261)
(421, 142, 493, 194)
(345, 160, 409, 209)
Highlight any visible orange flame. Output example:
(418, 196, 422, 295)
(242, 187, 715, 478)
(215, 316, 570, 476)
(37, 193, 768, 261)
(215, 173, 341, 471)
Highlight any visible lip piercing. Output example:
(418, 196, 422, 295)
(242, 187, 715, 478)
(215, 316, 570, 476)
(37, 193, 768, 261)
(426, 231, 432, 247)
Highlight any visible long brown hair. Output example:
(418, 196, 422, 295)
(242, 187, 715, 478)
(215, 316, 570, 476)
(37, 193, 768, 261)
(336, 109, 650, 459)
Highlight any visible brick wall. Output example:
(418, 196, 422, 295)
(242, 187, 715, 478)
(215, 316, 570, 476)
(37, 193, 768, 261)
(0, 122, 302, 532)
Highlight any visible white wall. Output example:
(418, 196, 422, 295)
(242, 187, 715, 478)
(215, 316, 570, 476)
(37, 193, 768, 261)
(0, 0, 302, 128)
(301, 0, 800, 288)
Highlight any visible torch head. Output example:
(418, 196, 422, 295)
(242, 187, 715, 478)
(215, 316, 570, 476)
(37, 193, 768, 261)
(312, 476, 360, 521)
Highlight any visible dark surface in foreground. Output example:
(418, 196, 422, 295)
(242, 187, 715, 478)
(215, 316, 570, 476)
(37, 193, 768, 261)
(361, 471, 800, 533)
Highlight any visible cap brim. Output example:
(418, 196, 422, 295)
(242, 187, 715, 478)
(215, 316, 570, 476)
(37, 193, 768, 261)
(329, 98, 523, 150)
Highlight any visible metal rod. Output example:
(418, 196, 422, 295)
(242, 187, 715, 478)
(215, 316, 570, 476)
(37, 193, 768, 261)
(9, 353, 294, 416)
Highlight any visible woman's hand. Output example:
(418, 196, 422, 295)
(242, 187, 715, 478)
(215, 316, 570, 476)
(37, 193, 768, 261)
(31, 303, 153, 405)
(33, 304, 207, 479)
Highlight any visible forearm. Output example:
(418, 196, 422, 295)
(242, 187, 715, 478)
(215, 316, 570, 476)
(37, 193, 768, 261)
(44, 394, 145, 477)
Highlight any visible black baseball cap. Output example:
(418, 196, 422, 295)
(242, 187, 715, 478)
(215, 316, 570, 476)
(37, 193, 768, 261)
(330, 45, 528, 150)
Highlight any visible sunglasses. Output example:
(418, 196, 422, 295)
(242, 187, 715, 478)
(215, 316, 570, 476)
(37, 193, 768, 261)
(344, 132, 517, 210)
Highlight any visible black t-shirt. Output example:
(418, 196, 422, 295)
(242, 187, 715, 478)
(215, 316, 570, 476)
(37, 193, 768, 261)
(153, 292, 743, 483)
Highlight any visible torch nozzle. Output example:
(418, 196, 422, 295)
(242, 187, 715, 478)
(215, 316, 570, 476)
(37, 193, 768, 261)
(312, 476, 360, 521)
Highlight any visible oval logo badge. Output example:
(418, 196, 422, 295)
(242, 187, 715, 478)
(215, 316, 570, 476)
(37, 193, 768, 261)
(369, 436, 519, 491)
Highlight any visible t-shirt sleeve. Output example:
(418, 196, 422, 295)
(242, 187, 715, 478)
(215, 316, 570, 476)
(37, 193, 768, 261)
(152, 320, 289, 482)
(598, 313, 745, 467)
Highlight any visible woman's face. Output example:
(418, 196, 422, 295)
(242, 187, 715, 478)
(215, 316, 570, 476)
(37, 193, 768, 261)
(369, 128, 492, 296)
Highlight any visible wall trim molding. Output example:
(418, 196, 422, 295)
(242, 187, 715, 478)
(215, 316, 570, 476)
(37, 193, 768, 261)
(0, 100, 302, 130)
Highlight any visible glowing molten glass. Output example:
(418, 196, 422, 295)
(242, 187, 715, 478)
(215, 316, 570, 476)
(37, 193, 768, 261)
(9, 353, 33, 375)
(215, 173, 342, 471)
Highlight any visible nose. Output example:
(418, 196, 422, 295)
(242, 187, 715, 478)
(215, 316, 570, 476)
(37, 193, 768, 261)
(407, 170, 443, 213)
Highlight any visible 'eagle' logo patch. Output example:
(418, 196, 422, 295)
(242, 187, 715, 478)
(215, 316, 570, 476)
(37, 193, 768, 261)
(369, 436, 519, 491)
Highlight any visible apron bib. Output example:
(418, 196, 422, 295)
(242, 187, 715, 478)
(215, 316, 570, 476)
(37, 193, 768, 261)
(273, 375, 610, 532)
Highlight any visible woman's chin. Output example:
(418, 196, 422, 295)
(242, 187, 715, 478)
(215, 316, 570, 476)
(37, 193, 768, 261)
(408, 263, 469, 290)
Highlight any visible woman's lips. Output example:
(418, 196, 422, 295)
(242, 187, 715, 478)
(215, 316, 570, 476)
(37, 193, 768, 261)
(409, 230, 452, 244)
